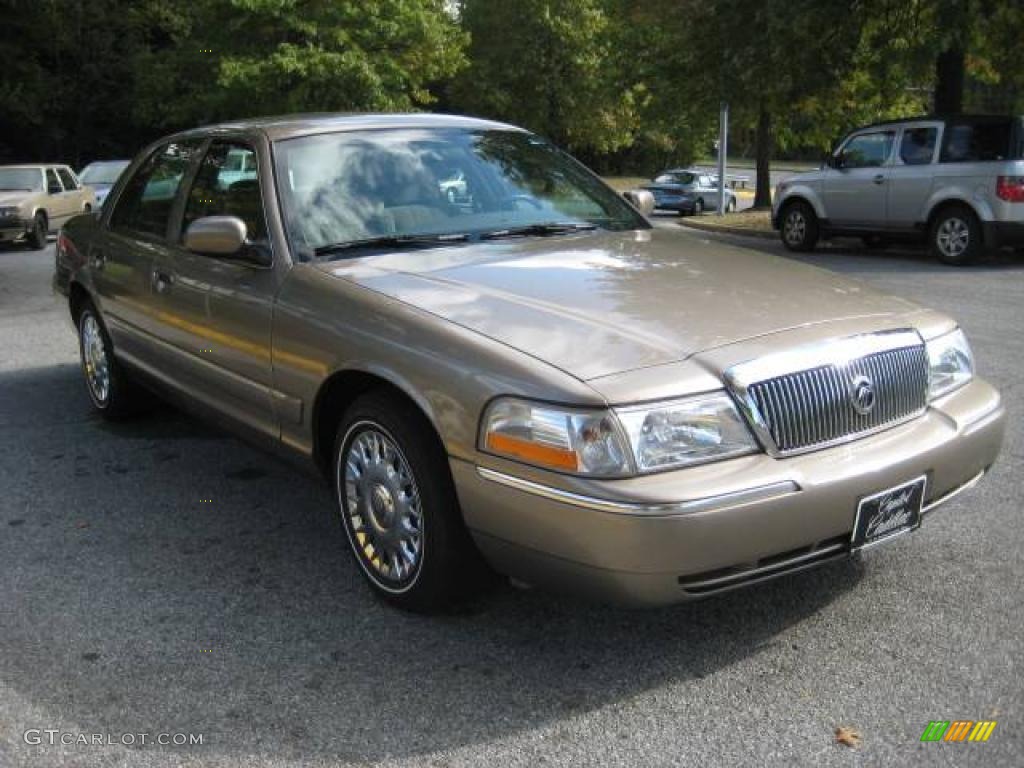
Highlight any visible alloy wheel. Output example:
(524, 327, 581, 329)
(784, 210, 806, 246)
(936, 217, 969, 259)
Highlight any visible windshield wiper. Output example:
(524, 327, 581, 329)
(314, 232, 470, 259)
(480, 222, 598, 240)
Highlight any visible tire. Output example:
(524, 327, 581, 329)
(726, 198, 737, 213)
(693, 198, 704, 216)
(77, 302, 146, 419)
(28, 212, 47, 250)
(333, 391, 489, 612)
(780, 200, 819, 252)
(930, 205, 982, 265)
(861, 234, 889, 250)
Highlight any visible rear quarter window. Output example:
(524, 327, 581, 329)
(940, 120, 1013, 163)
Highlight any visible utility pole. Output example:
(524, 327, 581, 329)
(717, 101, 728, 215)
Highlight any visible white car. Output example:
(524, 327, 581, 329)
(0, 164, 96, 249)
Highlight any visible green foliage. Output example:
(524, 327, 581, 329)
(452, 0, 643, 154)
(133, 0, 467, 130)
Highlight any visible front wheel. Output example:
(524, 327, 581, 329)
(333, 391, 489, 612)
(930, 206, 981, 265)
(28, 212, 46, 250)
(780, 201, 819, 252)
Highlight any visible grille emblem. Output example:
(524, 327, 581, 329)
(850, 375, 876, 415)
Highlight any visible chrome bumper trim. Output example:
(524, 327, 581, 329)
(476, 467, 800, 517)
(922, 470, 986, 514)
(679, 541, 847, 593)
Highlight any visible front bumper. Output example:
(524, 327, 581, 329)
(0, 218, 28, 242)
(453, 378, 1004, 606)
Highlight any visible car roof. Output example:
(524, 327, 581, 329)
(169, 112, 525, 143)
(848, 114, 1021, 133)
(0, 164, 66, 170)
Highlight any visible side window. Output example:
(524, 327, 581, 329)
(840, 131, 895, 168)
(899, 127, 937, 165)
(181, 141, 268, 242)
(940, 121, 1012, 163)
(110, 142, 199, 237)
(57, 168, 79, 190)
(45, 168, 62, 194)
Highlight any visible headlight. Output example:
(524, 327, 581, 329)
(0, 206, 18, 217)
(480, 398, 632, 476)
(616, 393, 757, 471)
(480, 393, 758, 476)
(926, 328, 973, 400)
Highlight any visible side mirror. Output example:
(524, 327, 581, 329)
(184, 215, 267, 264)
(623, 189, 655, 216)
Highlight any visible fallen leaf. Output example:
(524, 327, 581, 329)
(76, 521, 90, 529)
(835, 726, 861, 748)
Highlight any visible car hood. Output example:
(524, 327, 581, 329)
(0, 190, 30, 206)
(316, 229, 921, 381)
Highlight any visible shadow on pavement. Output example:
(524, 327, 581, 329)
(0, 358, 864, 763)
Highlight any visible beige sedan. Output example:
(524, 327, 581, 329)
(53, 114, 1005, 611)
(0, 164, 96, 248)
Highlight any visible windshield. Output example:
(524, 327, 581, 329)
(273, 128, 647, 255)
(0, 168, 43, 191)
(79, 161, 129, 185)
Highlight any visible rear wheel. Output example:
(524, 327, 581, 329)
(930, 205, 981, 265)
(693, 198, 704, 216)
(77, 302, 147, 419)
(780, 200, 819, 252)
(28, 212, 46, 249)
(333, 391, 489, 612)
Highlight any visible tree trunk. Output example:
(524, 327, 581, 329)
(753, 104, 772, 209)
(934, 46, 965, 114)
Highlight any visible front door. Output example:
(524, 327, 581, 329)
(43, 168, 72, 228)
(822, 129, 896, 228)
(149, 139, 279, 439)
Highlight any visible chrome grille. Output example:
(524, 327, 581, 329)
(746, 344, 928, 453)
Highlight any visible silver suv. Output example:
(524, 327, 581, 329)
(772, 115, 1024, 264)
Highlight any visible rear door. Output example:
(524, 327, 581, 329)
(91, 141, 203, 371)
(43, 168, 71, 227)
(887, 122, 941, 229)
(56, 167, 86, 220)
(822, 129, 895, 228)
(148, 138, 279, 439)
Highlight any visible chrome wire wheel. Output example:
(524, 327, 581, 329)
(936, 216, 969, 259)
(784, 209, 806, 246)
(339, 422, 424, 591)
(80, 313, 110, 406)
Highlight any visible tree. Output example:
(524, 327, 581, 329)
(133, 0, 468, 132)
(451, 0, 643, 155)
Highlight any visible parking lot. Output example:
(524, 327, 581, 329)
(1, 230, 1022, 767)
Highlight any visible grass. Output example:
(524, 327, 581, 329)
(684, 209, 774, 233)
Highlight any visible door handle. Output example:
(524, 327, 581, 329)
(152, 269, 174, 294)
(872, 174, 885, 184)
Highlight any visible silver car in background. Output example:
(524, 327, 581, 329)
(79, 160, 130, 208)
(644, 169, 737, 215)
(773, 115, 1024, 264)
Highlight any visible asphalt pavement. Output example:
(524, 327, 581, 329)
(1, 232, 1022, 767)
